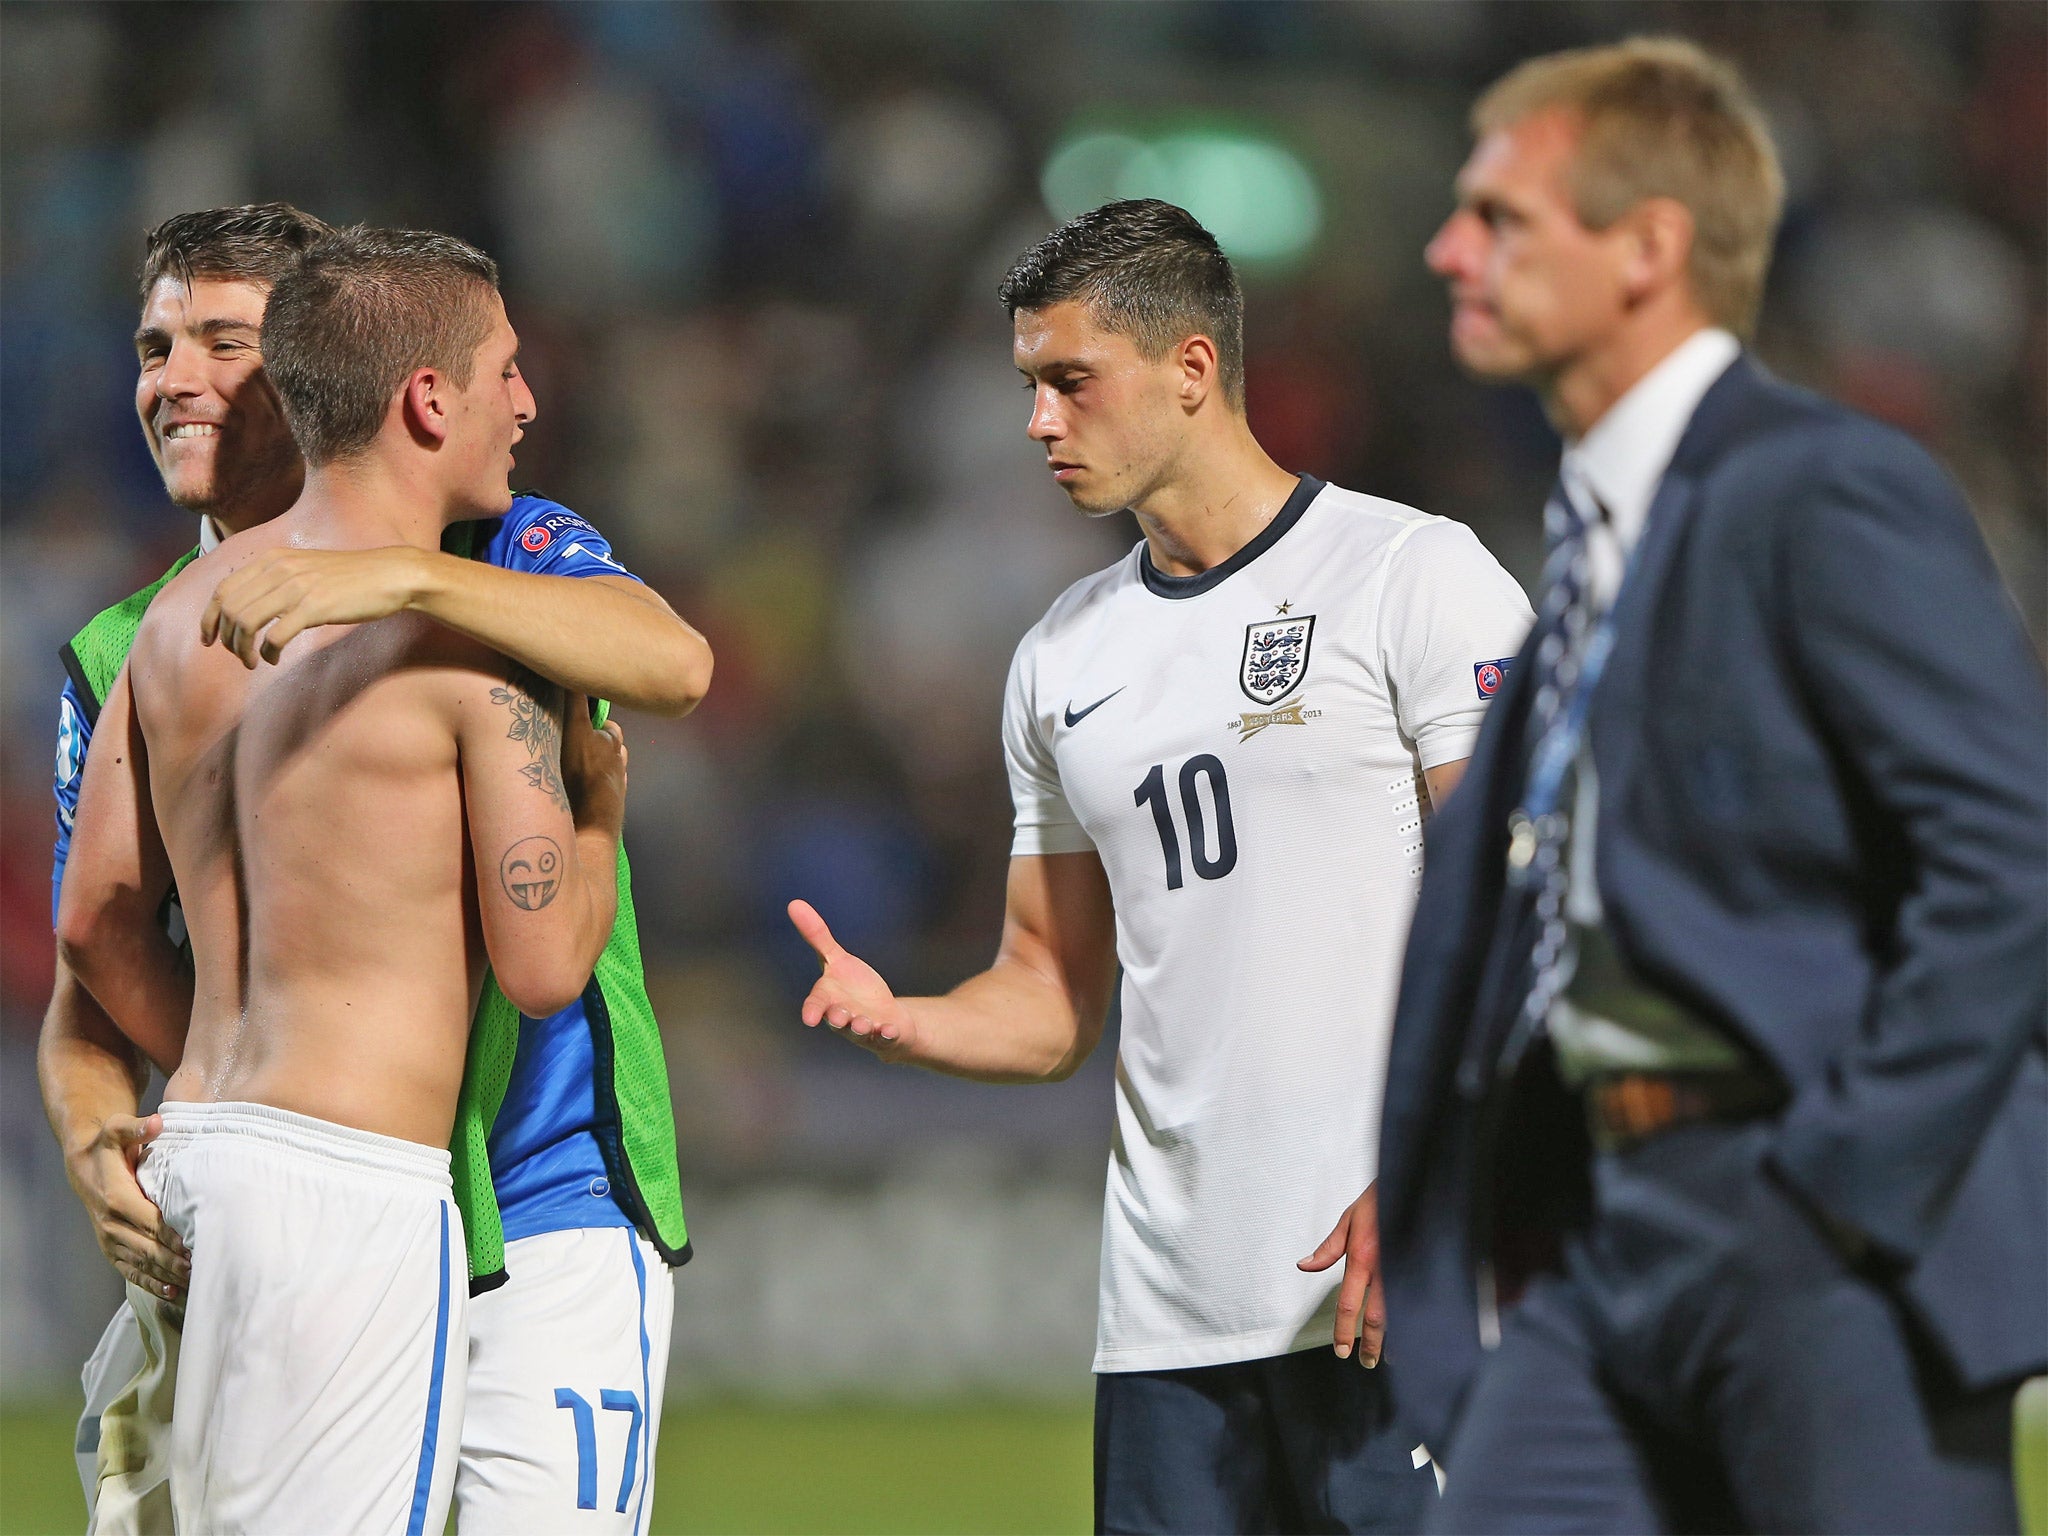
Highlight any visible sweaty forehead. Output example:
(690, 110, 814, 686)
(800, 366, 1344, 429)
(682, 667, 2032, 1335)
(138, 275, 271, 333)
(1013, 300, 1130, 369)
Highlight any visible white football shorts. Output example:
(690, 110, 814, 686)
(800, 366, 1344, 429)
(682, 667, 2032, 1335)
(77, 1299, 142, 1511)
(78, 1283, 179, 1534)
(136, 1101, 466, 1536)
(456, 1226, 676, 1534)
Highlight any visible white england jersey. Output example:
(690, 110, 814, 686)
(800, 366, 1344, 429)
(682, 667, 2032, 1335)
(1002, 475, 1533, 1372)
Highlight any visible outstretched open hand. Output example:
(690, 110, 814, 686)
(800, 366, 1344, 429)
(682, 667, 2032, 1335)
(787, 900, 917, 1063)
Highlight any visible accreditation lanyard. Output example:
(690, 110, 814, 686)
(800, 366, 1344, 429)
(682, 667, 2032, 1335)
(1505, 586, 1623, 882)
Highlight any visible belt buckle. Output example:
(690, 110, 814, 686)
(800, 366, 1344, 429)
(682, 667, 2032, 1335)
(1613, 1075, 1678, 1140)
(1589, 1074, 1682, 1150)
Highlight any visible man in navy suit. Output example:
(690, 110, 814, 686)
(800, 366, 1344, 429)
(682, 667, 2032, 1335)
(1377, 36, 2045, 1533)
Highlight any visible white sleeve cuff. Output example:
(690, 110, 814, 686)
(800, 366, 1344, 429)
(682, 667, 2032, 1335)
(1411, 713, 1486, 771)
(1011, 822, 1098, 858)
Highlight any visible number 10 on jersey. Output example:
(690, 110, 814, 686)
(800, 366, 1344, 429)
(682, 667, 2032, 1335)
(1135, 755, 1238, 890)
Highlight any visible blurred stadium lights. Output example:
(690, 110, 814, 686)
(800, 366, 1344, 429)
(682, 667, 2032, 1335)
(1041, 126, 1323, 267)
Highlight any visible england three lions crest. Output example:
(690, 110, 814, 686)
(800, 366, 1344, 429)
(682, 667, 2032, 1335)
(1240, 615, 1315, 705)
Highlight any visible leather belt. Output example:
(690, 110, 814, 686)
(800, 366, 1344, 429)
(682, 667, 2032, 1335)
(1584, 1070, 1784, 1152)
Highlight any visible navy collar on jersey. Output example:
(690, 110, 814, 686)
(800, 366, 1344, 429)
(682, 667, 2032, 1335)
(1138, 473, 1324, 600)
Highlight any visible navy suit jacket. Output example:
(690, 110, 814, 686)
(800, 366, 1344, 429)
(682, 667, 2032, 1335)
(1377, 355, 2048, 1449)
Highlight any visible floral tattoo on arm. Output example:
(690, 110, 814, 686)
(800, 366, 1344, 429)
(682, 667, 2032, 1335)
(490, 665, 570, 813)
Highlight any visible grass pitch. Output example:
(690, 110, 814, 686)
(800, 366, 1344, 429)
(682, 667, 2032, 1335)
(0, 1400, 1093, 1535)
(8, 1388, 2041, 1533)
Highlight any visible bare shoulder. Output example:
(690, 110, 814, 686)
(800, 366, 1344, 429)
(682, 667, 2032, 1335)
(131, 541, 241, 681)
(409, 625, 563, 726)
(421, 630, 575, 808)
(125, 548, 268, 749)
(137, 547, 218, 640)
(139, 527, 286, 649)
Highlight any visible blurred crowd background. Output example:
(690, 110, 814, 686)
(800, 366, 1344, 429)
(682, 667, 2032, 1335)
(3, 0, 2042, 1403)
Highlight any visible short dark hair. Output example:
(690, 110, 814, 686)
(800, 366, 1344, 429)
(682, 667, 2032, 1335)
(997, 199, 1246, 405)
(138, 202, 334, 299)
(261, 227, 502, 466)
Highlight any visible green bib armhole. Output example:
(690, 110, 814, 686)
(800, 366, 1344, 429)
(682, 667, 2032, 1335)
(444, 514, 506, 1289)
(594, 847, 691, 1261)
(452, 979, 521, 1290)
(62, 548, 203, 718)
(443, 513, 688, 1273)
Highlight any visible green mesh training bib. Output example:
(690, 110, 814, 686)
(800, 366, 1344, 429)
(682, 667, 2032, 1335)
(441, 519, 690, 1291)
(60, 549, 202, 725)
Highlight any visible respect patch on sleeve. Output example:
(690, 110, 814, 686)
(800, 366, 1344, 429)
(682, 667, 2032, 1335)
(1474, 658, 1515, 698)
(494, 498, 644, 584)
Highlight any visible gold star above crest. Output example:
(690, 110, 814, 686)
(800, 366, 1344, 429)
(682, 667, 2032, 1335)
(1275, 600, 1294, 615)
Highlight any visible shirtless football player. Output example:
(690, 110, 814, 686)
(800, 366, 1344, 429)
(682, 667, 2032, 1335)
(59, 226, 623, 1535)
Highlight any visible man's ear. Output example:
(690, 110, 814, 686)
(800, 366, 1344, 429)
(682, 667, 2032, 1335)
(401, 367, 449, 449)
(1178, 333, 1222, 411)
(1621, 197, 1697, 309)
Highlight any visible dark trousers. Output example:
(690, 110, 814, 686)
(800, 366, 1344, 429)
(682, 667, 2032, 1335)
(1096, 1345, 1439, 1534)
(1432, 1122, 2019, 1534)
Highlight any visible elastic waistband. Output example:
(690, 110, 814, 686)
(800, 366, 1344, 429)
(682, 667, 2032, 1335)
(154, 1101, 452, 1189)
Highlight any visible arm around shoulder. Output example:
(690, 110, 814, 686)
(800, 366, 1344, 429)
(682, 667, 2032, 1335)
(203, 542, 714, 717)
(410, 557, 713, 718)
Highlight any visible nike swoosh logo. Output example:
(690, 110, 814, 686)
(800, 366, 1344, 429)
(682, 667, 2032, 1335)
(1064, 688, 1125, 728)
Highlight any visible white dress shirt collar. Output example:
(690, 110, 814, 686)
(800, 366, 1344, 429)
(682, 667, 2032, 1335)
(1562, 327, 1741, 558)
(1558, 327, 1739, 609)
(198, 514, 226, 553)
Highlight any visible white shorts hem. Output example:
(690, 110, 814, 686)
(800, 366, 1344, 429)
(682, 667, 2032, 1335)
(1093, 1312, 1339, 1374)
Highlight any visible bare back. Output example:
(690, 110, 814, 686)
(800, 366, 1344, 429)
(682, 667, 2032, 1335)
(132, 518, 604, 1148)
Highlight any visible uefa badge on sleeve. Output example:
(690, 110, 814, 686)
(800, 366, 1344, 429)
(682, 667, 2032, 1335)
(1474, 658, 1515, 699)
(520, 524, 553, 553)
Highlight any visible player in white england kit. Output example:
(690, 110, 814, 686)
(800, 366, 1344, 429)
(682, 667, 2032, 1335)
(789, 201, 1532, 1533)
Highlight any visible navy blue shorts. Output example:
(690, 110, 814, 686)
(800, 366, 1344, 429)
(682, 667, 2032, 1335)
(1094, 1347, 1438, 1534)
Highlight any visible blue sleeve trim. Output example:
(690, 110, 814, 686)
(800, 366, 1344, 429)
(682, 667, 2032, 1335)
(52, 681, 92, 928)
(490, 496, 645, 584)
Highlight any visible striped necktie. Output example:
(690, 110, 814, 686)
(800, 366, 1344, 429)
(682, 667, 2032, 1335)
(1509, 478, 1608, 1037)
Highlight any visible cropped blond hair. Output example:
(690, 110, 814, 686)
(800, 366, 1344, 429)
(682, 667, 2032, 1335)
(1475, 37, 1785, 337)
